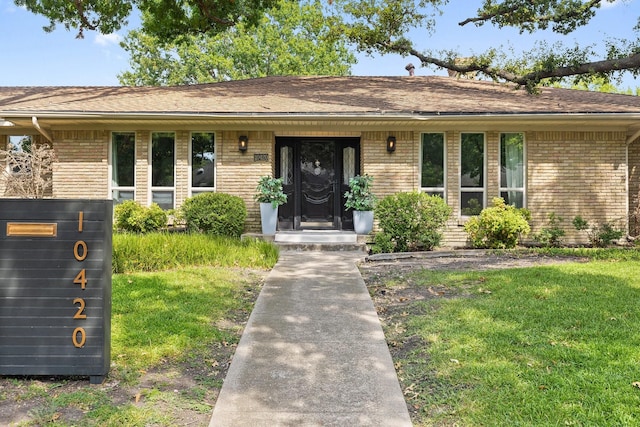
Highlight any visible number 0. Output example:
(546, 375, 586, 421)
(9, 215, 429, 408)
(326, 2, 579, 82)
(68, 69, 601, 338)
(72, 327, 86, 348)
(74, 241, 88, 261)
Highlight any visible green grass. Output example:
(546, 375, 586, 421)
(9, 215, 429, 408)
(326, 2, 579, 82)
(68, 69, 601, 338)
(111, 266, 253, 369)
(112, 232, 279, 273)
(401, 257, 640, 426)
(3, 233, 277, 426)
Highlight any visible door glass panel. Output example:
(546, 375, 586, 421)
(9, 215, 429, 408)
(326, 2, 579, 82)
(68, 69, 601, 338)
(301, 141, 335, 225)
(281, 146, 293, 185)
(343, 147, 355, 185)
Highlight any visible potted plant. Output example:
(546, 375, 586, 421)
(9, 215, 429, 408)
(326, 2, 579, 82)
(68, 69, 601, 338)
(344, 174, 377, 234)
(254, 175, 287, 235)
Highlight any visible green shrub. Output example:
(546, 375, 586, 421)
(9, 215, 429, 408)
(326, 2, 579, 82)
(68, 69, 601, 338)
(464, 197, 530, 249)
(533, 212, 565, 248)
(181, 192, 247, 237)
(114, 200, 167, 233)
(573, 216, 624, 248)
(373, 192, 452, 253)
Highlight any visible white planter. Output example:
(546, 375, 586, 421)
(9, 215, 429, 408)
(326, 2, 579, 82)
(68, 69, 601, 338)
(353, 210, 374, 234)
(260, 202, 278, 235)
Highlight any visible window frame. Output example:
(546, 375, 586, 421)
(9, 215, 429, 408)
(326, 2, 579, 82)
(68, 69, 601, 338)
(109, 131, 136, 203)
(419, 132, 447, 200)
(459, 132, 487, 217)
(499, 132, 527, 208)
(149, 131, 176, 210)
(189, 131, 216, 195)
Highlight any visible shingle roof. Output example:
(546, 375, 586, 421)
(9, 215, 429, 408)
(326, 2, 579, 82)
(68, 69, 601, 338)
(1, 76, 639, 117)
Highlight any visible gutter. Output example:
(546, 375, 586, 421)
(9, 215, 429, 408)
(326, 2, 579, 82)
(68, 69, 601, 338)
(2, 111, 640, 121)
(31, 116, 54, 142)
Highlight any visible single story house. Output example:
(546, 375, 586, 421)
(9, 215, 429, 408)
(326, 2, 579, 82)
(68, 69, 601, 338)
(2, 76, 640, 246)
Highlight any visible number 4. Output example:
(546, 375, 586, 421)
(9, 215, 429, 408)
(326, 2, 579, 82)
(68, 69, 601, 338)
(74, 269, 87, 289)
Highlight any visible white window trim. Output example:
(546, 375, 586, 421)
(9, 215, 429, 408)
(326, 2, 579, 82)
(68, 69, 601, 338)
(149, 131, 176, 209)
(109, 131, 136, 202)
(499, 132, 527, 208)
(459, 132, 487, 217)
(189, 131, 216, 196)
(419, 132, 447, 200)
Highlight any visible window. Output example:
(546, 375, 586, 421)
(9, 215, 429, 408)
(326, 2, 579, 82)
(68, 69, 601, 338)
(500, 133, 525, 208)
(111, 132, 135, 203)
(190, 132, 215, 193)
(460, 133, 485, 215)
(421, 133, 445, 198)
(151, 132, 175, 210)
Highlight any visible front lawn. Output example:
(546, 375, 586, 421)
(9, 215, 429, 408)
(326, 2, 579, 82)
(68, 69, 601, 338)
(370, 253, 640, 426)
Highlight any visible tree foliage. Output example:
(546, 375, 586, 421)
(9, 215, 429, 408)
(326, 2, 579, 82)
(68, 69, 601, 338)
(119, 0, 355, 85)
(15, 0, 277, 39)
(16, 0, 640, 90)
(330, 0, 640, 91)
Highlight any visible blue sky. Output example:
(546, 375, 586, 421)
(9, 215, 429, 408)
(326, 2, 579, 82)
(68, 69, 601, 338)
(1, 0, 638, 87)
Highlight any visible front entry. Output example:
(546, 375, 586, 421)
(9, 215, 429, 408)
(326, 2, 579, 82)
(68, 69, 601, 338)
(276, 137, 360, 230)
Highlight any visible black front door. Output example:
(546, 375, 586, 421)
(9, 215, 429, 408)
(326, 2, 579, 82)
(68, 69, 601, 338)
(276, 137, 360, 230)
(300, 140, 335, 228)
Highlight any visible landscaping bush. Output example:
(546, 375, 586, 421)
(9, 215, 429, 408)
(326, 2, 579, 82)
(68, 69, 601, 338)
(181, 192, 246, 237)
(533, 212, 565, 248)
(373, 192, 452, 253)
(464, 197, 530, 249)
(573, 215, 624, 247)
(114, 200, 167, 233)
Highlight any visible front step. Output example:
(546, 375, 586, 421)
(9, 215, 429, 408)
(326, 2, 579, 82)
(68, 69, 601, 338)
(275, 230, 357, 244)
(277, 231, 367, 252)
(243, 231, 369, 252)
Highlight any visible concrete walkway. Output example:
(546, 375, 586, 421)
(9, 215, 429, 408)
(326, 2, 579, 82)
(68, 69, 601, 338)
(209, 250, 412, 426)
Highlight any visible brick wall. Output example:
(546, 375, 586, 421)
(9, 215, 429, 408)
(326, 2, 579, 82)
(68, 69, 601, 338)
(629, 139, 640, 235)
(217, 131, 275, 232)
(527, 131, 628, 244)
(52, 131, 108, 199)
(134, 131, 149, 206)
(41, 126, 631, 246)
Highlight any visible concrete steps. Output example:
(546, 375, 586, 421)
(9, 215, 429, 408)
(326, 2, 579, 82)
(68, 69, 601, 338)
(243, 231, 370, 252)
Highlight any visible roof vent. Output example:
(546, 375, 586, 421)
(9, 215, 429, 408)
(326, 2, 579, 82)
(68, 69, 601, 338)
(405, 63, 415, 76)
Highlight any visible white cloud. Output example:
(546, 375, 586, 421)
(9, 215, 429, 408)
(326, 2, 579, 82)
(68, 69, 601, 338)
(95, 33, 122, 46)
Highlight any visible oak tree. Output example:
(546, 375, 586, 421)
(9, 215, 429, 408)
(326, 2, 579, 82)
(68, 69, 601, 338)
(118, 0, 355, 85)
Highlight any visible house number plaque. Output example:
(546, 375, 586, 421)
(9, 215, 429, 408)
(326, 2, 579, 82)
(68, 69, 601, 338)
(0, 199, 112, 384)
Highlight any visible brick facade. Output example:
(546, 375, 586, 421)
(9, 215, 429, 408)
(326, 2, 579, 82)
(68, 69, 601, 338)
(51, 131, 108, 200)
(6, 126, 633, 247)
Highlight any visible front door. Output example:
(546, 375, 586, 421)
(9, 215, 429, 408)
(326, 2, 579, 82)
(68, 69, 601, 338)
(300, 140, 335, 228)
(276, 137, 360, 230)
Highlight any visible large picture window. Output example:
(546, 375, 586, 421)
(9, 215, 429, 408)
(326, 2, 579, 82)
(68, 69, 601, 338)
(111, 132, 135, 203)
(500, 133, 525, 208)
(151, 132, 175, 210)
(460, 133, 485, 215)
(421, 133, 445, 198)
(190, 132, 215, 193)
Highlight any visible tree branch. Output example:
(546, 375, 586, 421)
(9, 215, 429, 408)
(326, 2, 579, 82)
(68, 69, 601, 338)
(385, 40, 640, 90)
(459, 0, 602, 30)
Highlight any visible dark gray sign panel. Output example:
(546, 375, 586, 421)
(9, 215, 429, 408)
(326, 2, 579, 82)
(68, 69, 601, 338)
(0, 199, 112, 384)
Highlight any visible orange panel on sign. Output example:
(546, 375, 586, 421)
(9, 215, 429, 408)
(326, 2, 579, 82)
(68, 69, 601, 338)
(6, 222, 58, 237)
